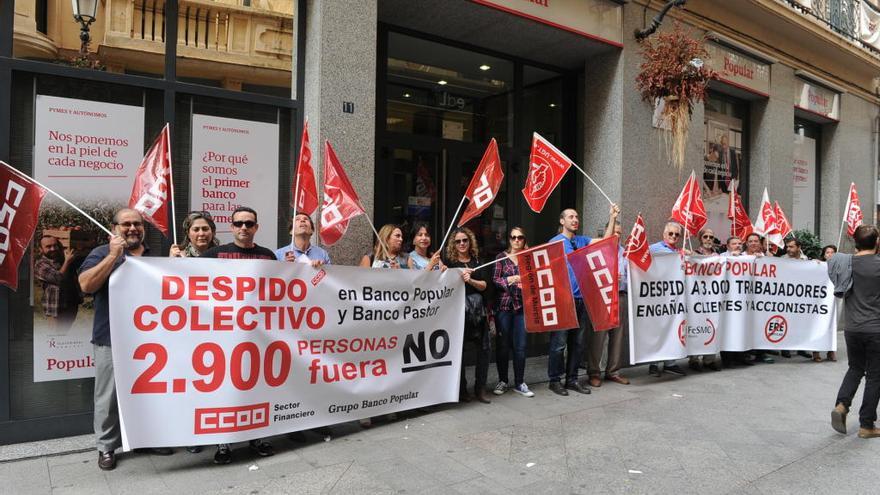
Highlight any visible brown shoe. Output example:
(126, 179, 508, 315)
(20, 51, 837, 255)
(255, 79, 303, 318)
(812, 352, 823, 363)
(827, 351, 837, 362)
(858, 427, 880, 438)
(98, 451, 116, 471)
(607, 374, 630, 385)
(832, 403, 848, 434)
(475, 389, 491, 404)
(589, 375, 602, 388)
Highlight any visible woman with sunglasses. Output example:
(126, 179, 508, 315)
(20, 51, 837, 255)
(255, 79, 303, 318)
(491, 227, 534, 397)
(169, 211, 219, 258)
(359, 224, 409, 269)
(445, 227, 492, 404)
(407, 222, 444, 271)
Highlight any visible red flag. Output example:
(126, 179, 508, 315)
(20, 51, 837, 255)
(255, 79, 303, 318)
(568, 236, 620, 331)
(522, 133, 573, 213)
(624, 214, 653, 272)
(774, 201, 792, 239)
(517, 241, 578, 333)
(319, 141, 365, 246)
(128, 125, 172, 236)
(292, 121, 318, 215)
(727, 181, 753, 240)
(844, 183, 864, 237)
(458, 139, 504, 226)
(670, 171, 707, 236)
(753, 188, 783, 248)
(0, 163, 46, 290)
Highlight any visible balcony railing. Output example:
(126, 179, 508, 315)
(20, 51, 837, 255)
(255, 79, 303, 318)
(782, 0, 880, 57)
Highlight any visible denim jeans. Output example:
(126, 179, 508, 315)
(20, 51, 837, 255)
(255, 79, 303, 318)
(836, 331, 880, 428)
(548, 299, 587, 384)
(495, 310, 527, 386)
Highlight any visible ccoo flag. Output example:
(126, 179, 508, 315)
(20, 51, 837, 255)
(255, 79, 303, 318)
(670, 171, 707, 236)
(844, 182, 864, 237)
(516, 241, 578, 333)
(624, 214, 653, 272)
(0, 162, 47, 289)
(129, 124, 172, 236)
(568, 236, 620, 331)
(522, 133, 573, 213)
(292, 120, 319, 215)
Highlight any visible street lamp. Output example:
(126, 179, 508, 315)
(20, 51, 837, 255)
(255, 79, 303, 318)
(634, 0, 686, 41)
(71, 0, 99, 54)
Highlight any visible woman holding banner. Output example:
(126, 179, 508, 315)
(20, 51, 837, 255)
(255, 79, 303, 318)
(359, 224, 409, 269)
(169, 211, 219, 258)
(491, 227, 534, 398)
(445, 227, 492, 404)
(407, 222, 444, 271)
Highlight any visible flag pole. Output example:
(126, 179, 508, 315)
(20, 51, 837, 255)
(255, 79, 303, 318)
(163, 124, 178, 242)
(471, 240, 565, 271)
(570, 163, 614, 206)
(837, 182, 855, 248)
(683, 170, 694, 252)
(438, 195, 467, 254)
(2, 162, 113, 237)
(362, 214, 392, 263)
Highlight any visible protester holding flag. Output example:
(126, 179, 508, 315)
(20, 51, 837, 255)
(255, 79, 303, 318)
(586, 220, 631, 387)
(169, 211, 219, 258)
(359, 224, 408, 269)
(201, 207, 276, 464)
(407, 222, 444, 271)
(445, 227, 492, 404)
(491, 227, 533, 398)
(276, 213, 330, 268)
(78, 209, 172, 470)
(547, 205, 619, 396)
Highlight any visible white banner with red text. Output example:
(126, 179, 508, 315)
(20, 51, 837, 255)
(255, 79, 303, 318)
(628, 254, 836, 364)
(109, 258, 464, 450)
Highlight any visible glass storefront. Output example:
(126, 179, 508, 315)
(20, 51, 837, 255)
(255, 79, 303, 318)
(703, 92, 750, 240)
(793, 119, 821, 232)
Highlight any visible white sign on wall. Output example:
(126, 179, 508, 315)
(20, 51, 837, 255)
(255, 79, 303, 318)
(34, 95, 145, 203)
(190, 114, 279, 244)
(792, 133, 817, 231)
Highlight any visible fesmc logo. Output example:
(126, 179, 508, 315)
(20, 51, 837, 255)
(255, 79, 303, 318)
(527, 154, 554, 200)
(764, 314, 788, 343)
(677, 319, 717, 347)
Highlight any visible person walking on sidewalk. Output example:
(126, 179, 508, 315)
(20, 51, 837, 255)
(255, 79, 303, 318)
(828, 225, 880, 438)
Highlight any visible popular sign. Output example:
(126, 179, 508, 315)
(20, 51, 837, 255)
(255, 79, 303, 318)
(109, 259, 464, 449)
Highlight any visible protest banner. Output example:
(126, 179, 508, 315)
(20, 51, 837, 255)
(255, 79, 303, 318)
(109, 258, 464, 449)
(628, 253, 836, 364)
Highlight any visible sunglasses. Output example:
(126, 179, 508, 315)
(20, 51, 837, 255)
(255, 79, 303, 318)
(665, 232, 681, 237)
(702, 235, 714, 240)
(115, 221, 143, 228)
(510, 235, 525, 241)
(232, 220, 257, 228)
(454, 238, 469, 244)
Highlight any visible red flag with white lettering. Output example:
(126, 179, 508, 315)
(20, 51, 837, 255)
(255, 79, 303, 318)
(128, 124, 172, 236)
(670, 171, 707, 236)
(0, 162, 46, 290)
(292, 121, 319, 215)
(727, 181, 753, 240)
(568, 236, 620, 331)
(458, 139, 504, 226)
(753, 188, 784, 248)
(624, 214, 653, 272)
(516, 241, 578, 333)
(774, 201, 792, 240)
(844, 182, 864, 237)
(522, 133, 573, 213)
(319, 141, 365, 246)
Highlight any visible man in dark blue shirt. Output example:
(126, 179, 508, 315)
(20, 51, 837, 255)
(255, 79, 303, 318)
(78, 209, 171, 470)
(546, 205, 619, 396)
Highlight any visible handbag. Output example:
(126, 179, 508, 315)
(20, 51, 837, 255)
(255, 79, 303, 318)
(464, 293, 487, 330)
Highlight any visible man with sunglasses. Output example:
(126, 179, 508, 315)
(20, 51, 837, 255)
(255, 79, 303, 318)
(201, 206, 276, 463)
(78, 209, 172, 470)
(646, 222, 689, 377)
(546, 204, 620, 396)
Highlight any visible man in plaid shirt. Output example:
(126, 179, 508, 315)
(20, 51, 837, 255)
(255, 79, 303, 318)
(34, 235, 82, 331)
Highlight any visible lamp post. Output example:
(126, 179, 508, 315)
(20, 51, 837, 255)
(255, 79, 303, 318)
(71, 0, 98, 54)
(634, 0, 686, 41)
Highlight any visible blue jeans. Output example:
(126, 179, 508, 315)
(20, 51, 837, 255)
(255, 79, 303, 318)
(548, 299, 587, 384)
(495, 310, 527, 386)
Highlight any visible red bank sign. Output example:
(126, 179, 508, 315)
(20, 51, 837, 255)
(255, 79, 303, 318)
(705, 42, 770, 97)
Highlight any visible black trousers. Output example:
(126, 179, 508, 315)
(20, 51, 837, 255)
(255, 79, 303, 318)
(836, 332, 880, 428)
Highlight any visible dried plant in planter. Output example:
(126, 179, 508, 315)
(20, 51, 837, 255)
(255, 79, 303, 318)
(636, 23, 717, 171)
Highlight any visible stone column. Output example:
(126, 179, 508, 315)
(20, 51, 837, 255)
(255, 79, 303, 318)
(303, 0, 378, 266)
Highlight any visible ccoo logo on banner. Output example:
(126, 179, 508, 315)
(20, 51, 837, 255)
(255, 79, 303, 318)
(627, 254, 836, 364)
(109, 259, 464, 450)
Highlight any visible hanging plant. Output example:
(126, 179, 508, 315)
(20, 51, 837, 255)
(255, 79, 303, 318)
(635, 23, 717, 171)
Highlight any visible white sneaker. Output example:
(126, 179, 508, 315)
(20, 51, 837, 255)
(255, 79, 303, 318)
(513, 383, 534, 397)
(493, 381, 508, 395)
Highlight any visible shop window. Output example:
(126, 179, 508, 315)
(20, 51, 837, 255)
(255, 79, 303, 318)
(703, 92, 749, 240)
(793, 119, 821, 232)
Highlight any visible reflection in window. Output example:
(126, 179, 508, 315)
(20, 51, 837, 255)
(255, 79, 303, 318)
(386, 32, 513, 144)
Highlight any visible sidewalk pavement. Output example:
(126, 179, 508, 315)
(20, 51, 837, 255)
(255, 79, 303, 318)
(2, 347, 878, 495)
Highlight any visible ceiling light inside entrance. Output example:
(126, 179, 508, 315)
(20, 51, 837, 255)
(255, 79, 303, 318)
(438, 80, 448, 85)
(479, 65, 491, 71)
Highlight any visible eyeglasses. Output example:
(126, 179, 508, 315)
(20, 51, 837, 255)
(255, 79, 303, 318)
(702, 235, 714, 240)
(115, 221, 143, 228)
(510, 235, 525, 241)
(665, 232, 681, 238)
(454, 238, 469, 245)
(232, 220, 256, 228)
